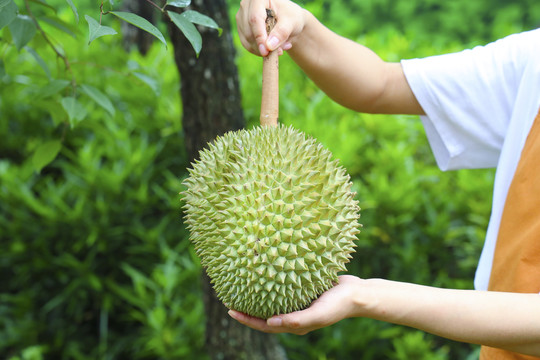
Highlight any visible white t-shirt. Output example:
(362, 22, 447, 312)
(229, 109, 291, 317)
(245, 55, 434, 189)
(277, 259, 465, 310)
(401, 28, 540, 290)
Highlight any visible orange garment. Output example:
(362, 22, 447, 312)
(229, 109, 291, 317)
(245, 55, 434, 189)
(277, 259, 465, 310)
(480, 108, 540, 360)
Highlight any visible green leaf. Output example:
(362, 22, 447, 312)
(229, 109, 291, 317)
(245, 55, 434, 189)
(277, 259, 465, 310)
(8, 15, 37, 51)
(81, 84, 115, 117)
(0, 59, 5, 78)
(85, 15, 117, 45)
(28, 0, 56, 12)
(167, 0, 191, 8)
(110, 11, 166, 47)
(148, 307, 166, 330)
(34, 99, 65, 126)
(133, 72, 159, 96)
(182, 10, 222, 35)
(167, 11, 201, 56)
(41, 16, 78, 38)
(36, 79, 70, 99)
(25, 46, 51, 79)
(106, 280, 146, 309)
(0, 0, 12, 8)
(0, 1, 18, 31)
(32, 140, 62, 173)
(61, 97, 87, 127)
(65, 0, 78, 23)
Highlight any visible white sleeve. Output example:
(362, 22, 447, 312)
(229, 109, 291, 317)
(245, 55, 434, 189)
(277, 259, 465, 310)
(401, 30, 539, 170)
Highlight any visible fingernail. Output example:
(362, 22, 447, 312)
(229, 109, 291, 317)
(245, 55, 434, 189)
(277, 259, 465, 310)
(228, 310, 238, 319)
(267, 317, 282, 327)
(267, 36, 279, 51)
(283, 42, 292, 51)
(258, 43, 268, 56)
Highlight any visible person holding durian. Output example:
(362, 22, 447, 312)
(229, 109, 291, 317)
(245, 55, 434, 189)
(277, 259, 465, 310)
(230, 0, 540, 359)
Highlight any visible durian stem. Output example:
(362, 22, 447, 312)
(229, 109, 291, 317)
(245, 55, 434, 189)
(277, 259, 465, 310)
(260, 9, 279, 127)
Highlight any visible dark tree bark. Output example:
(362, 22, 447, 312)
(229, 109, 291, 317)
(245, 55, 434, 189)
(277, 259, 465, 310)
(169, 1, 288, 359)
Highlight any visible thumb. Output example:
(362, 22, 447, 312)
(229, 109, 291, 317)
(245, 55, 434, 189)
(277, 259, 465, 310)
(265, 23, 293, 52)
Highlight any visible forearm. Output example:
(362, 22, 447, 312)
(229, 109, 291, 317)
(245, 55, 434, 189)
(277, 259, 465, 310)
(357, 278, 540, 356)
(287, 11, 423, 115)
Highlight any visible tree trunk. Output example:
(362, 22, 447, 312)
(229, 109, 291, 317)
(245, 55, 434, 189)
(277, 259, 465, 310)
(170, 0, 244, 161)
(169, 1, 288, 359)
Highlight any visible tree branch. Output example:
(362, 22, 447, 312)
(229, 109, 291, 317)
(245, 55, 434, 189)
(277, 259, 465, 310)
(24, 0, 76, 94)
(143, 0, 165, 13)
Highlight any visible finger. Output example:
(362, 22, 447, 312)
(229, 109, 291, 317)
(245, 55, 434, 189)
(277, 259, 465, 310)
(282, 41, 292, 51)
(229, 310, 313, 335)
(236, 8, 259, 55)
(247, 0, 271, 56)
(236, 0, 268, 56)
(271, 300, 339, 334)
(228, 310, 280, 333)
(277, 42, 292, 56)
(266, 21, 294, 52)
(266, 313, 314, 335)
(238, 31, 260, 56)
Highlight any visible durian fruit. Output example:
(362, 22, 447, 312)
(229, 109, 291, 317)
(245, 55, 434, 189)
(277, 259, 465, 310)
(182, 124, 361, 319)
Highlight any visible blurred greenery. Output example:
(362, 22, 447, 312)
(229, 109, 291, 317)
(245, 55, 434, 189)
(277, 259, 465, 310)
(1, 0, 538, 359)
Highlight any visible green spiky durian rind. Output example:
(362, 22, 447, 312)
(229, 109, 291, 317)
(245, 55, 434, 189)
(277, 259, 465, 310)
(182, 125, 361, 319)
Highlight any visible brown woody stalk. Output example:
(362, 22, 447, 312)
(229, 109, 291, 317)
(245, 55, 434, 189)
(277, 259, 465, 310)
(260, 9, 279, 127)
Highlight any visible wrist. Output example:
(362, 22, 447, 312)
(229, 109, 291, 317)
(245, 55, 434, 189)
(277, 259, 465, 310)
(288, 8, 315, 54)
(349, 277, 380, 318)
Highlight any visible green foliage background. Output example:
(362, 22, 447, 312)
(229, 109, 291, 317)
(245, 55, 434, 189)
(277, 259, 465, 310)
(1, 0, 538, 359)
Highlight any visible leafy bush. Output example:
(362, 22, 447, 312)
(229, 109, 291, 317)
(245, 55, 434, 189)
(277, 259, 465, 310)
(301, 0, 539, 46)
(0, 22, 208, 358)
